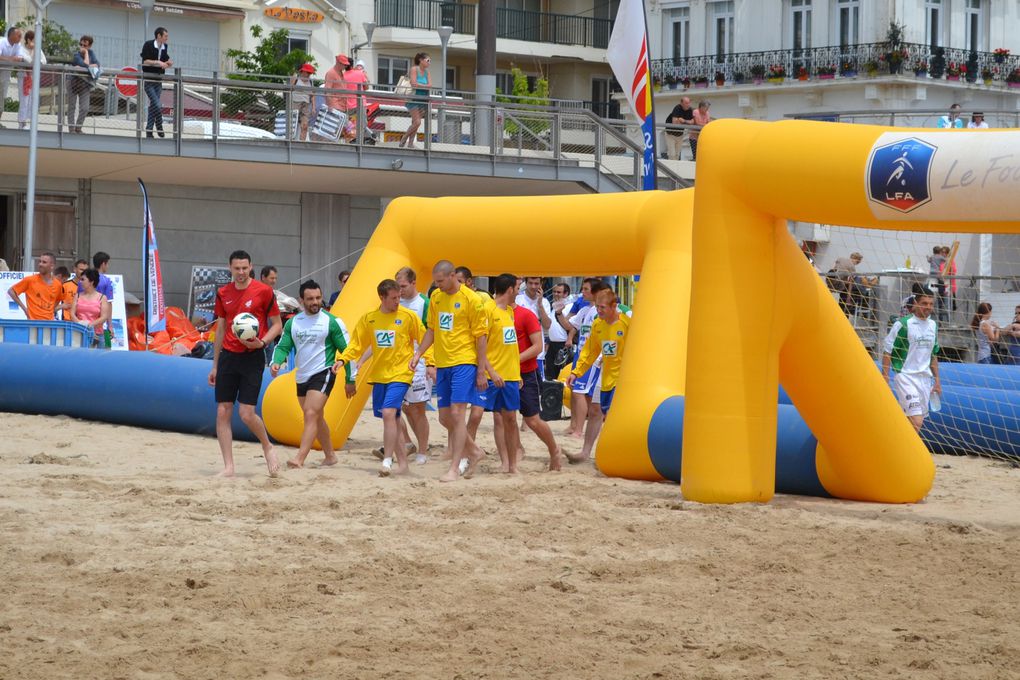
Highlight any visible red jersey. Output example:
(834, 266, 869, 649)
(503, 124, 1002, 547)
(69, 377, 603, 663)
(512, 305, 542, 374)
(214, 279, 279, 354)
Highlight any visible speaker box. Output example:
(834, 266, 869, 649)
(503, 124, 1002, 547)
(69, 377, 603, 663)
(540, 380, 564, 421)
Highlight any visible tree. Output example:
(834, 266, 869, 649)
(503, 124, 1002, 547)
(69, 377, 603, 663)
(15, 16, 77, 62)
(496, 66, 550, 140)
(222, 25, 316, 126)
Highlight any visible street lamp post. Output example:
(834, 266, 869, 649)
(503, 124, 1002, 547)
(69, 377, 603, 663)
(437, 25, 453, 143)
(22, 0, 52, 270)
(353, 21, 376, 60)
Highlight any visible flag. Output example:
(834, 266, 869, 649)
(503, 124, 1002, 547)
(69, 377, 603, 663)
(607, 0, 657, 190)
(138, 179, 166, 333)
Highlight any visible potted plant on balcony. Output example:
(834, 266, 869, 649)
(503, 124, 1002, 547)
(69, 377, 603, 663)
(930, 47, 946, 78)
(1008, 69, 1020, 88)
(653, 76, 662, 92)
(914, 61, 928, 78)
(945, 62, 962, 81)
(981, 66, 994, 85)
(714, 71, 726, 87)
(750, 64, 766, 85)
(840, 59, 857, 78)
(681, 76, 691, 89)
(693, 74, 709, 88)
(732, 71, 746, 84)
(767, 65, 786, 83)
(863, 60, 880, 77)
(665, 73, 679, 90)
(994, 48, 1010, 64)
(816, 65, 836, 80)
(796, 66, 809, 81)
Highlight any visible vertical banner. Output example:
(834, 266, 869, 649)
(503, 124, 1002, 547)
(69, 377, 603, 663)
(607, 0, 657, 190)
(138, 179, 166, 333)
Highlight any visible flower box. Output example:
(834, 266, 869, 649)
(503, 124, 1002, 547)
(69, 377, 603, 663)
(818, 74, 834, 80)
(768, 77, 784, 84)
(694, 81, 708, 88)
(1009, 82, 1020, 89)
(946, 75, 960, 81)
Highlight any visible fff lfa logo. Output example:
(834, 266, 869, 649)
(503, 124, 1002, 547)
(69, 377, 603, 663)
(867, 138, 936, 213)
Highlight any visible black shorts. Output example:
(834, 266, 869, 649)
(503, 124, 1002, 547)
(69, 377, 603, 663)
(297, 369, 336, 397)
(215, 349, 265, 405)
(520, 369, 541, 418)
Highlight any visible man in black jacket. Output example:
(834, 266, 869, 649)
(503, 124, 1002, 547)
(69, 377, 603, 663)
(140, 27, 172, 138)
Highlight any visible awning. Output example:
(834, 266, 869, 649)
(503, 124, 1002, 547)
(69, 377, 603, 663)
(83, 0, 249, 21)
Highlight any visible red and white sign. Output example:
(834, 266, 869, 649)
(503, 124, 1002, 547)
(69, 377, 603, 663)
(115, 67, 139, 98)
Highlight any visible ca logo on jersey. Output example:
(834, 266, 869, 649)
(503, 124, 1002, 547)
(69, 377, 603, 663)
(502, 326, 517, 344)
(439, 312, 454, 331)
(601, 340, 618, 357)
(375, 330, 396, 348)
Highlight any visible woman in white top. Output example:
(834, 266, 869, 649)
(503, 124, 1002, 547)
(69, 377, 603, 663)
(17, 30, 46, 129)
(970, 302, 999, 364)
(967, 112, 989, 129)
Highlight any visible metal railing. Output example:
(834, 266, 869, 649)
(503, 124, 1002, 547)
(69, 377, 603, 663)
(373, 0, 613, 48)
(786, 108, 1020, 128)
(652, 41, 1020, 86)
(0, 63, 687, 192)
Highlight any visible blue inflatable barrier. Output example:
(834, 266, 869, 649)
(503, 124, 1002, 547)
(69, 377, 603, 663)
(0, 319, 94, 348)
(0, 344, 269, 441)
(922, 385, 1020, 458)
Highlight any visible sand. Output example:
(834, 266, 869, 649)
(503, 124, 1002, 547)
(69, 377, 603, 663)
(1, 409, 1018, 679)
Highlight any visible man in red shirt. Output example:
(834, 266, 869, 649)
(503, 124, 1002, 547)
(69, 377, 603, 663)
(207, 249, 283, 477)
(513, 301, 563, 471)
(8, 252, 62, 320)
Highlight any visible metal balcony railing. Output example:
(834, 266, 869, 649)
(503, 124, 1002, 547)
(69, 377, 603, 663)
(373, 0, 613, 48)
(0, 63, 687, 193)
(652, 41, 1020, 85)
(375, 0, 476, 34)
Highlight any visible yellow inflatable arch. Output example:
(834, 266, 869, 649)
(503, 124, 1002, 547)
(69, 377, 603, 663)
(264, 120, 1020, 504)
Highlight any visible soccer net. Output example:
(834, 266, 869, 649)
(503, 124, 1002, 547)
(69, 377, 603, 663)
(793, 222, 1020, 464)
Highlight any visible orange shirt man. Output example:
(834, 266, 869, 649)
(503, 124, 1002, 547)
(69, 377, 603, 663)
(8, 252, 62, 320)
(324, 54, 350, 111)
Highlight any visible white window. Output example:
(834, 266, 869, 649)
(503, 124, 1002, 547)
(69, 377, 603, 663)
(710, 1, 734, 62)
(836, 0, 859, 47)
(965, 0, 984, 52)
(496, 71, 539, 96)
(664, 6, 691, 61)
(377, 55, 410, 86)
(790, 0, 812, 52)
(925, 0, 943, 49)
(286, 31, 310, 55)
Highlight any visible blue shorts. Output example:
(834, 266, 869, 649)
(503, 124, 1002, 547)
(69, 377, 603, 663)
(572, 364, 601, 396)
(478, 380, 521, 412)
(372, 382, 410, 418)
(436, 364, 478, 408)
(600, 387, 616, 416)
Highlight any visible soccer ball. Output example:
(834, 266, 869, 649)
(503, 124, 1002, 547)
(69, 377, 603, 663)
(231, 313, 260, 342)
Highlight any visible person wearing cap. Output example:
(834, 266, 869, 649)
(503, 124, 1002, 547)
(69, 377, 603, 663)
(324, 54, 348, 115)
(968, 112, 989, 129)
(343, 55, 370, 141)
(290, 63, 316, 141)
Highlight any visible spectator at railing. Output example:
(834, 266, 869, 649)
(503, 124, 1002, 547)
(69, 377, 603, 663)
(968, 112, 988, 129)
(140, 27, 172, 138)
(971, 302, 1000, 364)
(399, 52, 432, 149)
(936, 103, 963, 129)
(8, 251, 61, 321)
(324, 54, 347, 115)
(927, 246, 948, 322)
(343, 58, 370, 142)
(71, 268, 111, 348)
(290, 63, 316, 141)
(689, 100, 712, 161)
(67, 35, 100, 134)
(664, 96, 693, 161)
(0, 27, 23, 128)
(16, 30, 46, 130)
(1005, 305, 1020, 365)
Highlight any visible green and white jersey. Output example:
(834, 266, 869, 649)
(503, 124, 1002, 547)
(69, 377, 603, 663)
(399, 291, 429, 328)
(273, 310, 353, 384)
(883, 315, 940, 375)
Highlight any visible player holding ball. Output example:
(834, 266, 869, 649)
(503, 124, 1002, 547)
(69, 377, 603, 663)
(207, 249, 283, 477)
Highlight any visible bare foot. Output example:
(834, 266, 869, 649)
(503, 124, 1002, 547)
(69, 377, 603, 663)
(549, 449, 563, 471)
(216, 468, 236, 478)
(565, 452, 588, 465)
(570, 431, 584, 440)
(500, 464, 512, 474)
(286, 459, 304, 469)
(321, 453, 339, 467)
(438, 469, 459, 482)
(395, 464, 410, 475)
(462, 448, 484, 480)
(438, 448, 453, 461)
(264, 447, 280, 477)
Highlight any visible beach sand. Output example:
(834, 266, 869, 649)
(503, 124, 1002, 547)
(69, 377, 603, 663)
(1, 409, 1018, 679)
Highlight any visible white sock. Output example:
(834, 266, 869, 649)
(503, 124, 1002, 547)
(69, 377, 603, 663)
(415, 453, 428, 465)
(458, 458, 469, 474)
(382, 457, 393, 469)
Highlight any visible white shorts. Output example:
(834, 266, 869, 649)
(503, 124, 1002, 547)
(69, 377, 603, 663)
(893, 372, 932, 417)
(572, 364, 602, 397)
(403, 361, 432, 405)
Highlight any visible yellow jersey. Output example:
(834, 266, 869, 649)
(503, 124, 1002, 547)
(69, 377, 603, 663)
(338, 306, 424, 384)
(485, 304, 521, 382)
(572, 314, 630, 391)
(428, 285, 488, 368)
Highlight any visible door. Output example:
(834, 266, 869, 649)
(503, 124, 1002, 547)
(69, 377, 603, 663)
(24, 194, 78, 270)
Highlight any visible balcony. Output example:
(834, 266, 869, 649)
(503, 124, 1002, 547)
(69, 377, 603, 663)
(651, 42, 1020, 87)
(374, 0, 614, 49)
